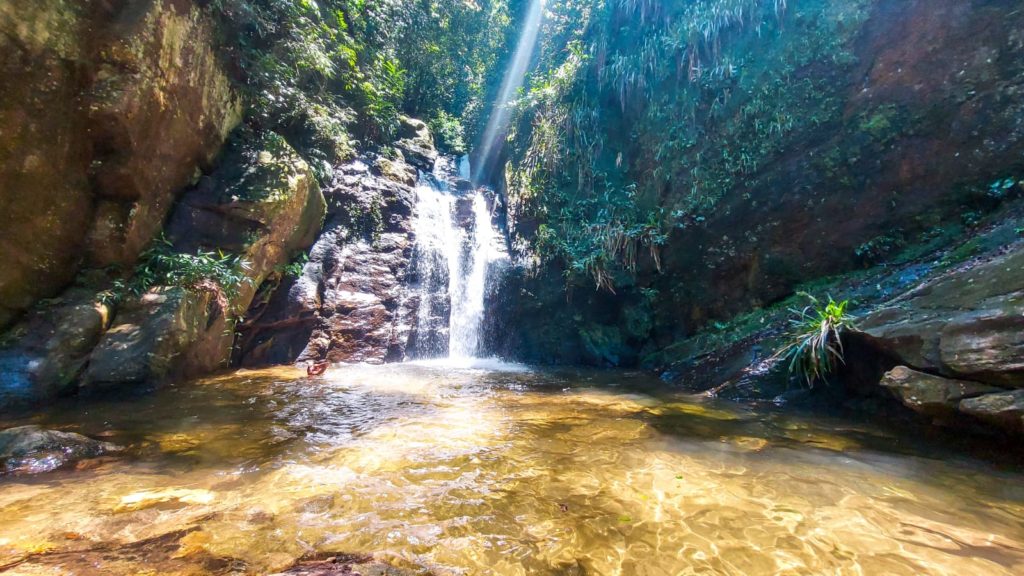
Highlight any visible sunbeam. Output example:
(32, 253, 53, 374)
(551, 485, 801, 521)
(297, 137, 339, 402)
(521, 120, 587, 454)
(472, 0, 545, 184)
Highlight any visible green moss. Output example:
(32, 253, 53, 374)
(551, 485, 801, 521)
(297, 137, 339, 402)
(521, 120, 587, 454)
(858, 105, 901, 143)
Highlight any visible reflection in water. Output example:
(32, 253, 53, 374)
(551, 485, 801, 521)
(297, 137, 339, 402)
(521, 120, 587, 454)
(1, 364, 1023, 575)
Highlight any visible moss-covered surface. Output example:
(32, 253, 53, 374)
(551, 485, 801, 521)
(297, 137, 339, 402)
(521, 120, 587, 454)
(650, 199, 1024, 397)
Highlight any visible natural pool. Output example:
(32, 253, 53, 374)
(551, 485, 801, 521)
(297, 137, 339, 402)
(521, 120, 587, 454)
(1, 362, 1023, 575)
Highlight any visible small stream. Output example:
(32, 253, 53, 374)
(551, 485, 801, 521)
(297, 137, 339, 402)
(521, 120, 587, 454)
(1, 363, 1023, 574)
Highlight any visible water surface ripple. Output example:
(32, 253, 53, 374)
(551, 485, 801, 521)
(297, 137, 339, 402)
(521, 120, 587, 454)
(1, 364, 1022, 575)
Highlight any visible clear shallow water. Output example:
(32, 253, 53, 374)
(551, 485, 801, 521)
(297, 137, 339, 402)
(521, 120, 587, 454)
(1, 363, 1023, 575)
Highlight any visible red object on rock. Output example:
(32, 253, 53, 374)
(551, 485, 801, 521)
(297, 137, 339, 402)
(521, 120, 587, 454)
(307, 361, 329, 377)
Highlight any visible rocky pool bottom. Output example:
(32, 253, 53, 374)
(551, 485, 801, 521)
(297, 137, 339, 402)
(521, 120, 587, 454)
(1, 363, 1023, 575)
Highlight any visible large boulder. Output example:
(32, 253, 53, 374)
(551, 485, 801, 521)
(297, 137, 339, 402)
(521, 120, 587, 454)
(85, 0, 243, 268)
(166, 131, 326, 375)
(0, 0, 241, 328)
(854, 247, 1024, 388)
(237, 155, 418, 366)
(879, 366, 1002, 419)
(0, 425, 119, 475)
(84, 132, 326, 389)
(959, 390, 1024, 434)
(82, 287, 212, 390)
(394, 116, 437, 171)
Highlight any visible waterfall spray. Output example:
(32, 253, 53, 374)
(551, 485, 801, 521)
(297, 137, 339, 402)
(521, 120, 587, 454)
(410, 161, 506, 360)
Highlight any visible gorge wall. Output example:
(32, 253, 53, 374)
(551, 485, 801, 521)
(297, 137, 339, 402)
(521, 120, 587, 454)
(1, 0, 1023, 446)
(0, 0, 519, 404)
(490, 0, 1024, 369)
(0, 0, 242, 328)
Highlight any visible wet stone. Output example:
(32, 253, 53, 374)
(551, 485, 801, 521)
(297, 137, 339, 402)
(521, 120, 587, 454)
(0, 425, 120, 475)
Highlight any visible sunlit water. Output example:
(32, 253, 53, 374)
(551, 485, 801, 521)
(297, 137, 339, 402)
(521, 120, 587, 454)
(2, 364, 1023, 575)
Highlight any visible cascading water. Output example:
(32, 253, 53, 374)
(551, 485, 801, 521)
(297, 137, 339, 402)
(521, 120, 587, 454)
(410, 159, 505, 360)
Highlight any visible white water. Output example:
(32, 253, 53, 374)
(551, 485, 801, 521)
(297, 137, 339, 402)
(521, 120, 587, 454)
(410, 163, 505, 360)
(458, 155, 472, 180)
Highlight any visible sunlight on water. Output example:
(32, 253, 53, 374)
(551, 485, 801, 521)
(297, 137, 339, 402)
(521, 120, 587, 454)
(1, 364, 1023, 575)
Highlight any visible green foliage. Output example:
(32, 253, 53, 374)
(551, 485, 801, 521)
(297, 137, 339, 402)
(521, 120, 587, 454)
(429, 111, 468, 155)
(504, 0, 873, 291)
(277, 252, 310, 278)
(501, 0, 872, 286)
(773, 294, 856, 386)
(208, 0, 522, 163)
(854, 232, 905, 265)
(102, 236, 252, 311)
(858, 105, 900, 143)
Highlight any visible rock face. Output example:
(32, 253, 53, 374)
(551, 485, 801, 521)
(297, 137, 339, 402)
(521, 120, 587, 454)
(0, 0, 91, 328)
(83, 133, 325, 388)
(855, 247, 1024, 388)
(879, 366, 1001, 419)
(0, 425, 119, 475)
(496, 0, 1024, 366)
(85, 0, 243, 268)
(0, 0, 241, 328)
(838, 243, 1024, 437)
(237, 156, 419, 366)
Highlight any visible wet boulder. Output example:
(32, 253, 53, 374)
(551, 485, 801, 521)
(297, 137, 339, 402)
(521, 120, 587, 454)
(959, 390, 1024, 434)
(0, 425, 119, 475)
(237, 156, 419, 367)
(374, 155, 417, 188)
(854, 247, 1024, 388)
(0, 292, 113, 405)
(394, 116, 437, 171)
(879, 366, 1002, 419)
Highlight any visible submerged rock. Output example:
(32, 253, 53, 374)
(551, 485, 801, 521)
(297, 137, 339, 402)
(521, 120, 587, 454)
(272, 554, 417, 576)
(879, 366, 1002, 419)
(0, 425, 119, 475)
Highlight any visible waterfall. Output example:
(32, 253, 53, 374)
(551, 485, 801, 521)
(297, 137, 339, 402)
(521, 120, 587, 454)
(410, 160, 505, 360)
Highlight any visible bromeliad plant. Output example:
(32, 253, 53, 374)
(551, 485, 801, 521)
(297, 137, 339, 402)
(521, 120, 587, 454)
(773, 293, 857, 386)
